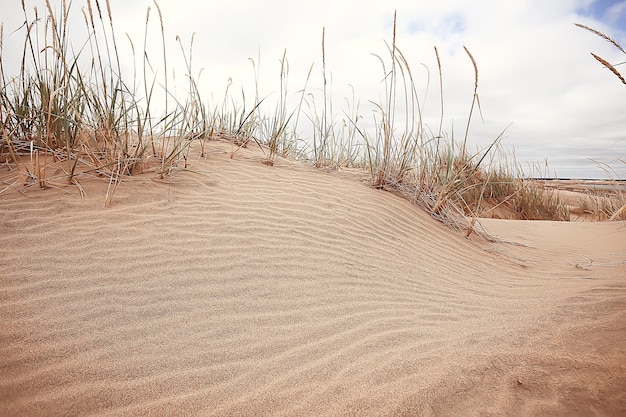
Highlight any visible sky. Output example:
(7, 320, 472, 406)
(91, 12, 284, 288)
(2, 0, 626, 178)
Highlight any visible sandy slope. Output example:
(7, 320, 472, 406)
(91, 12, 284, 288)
(1, 141, 625, 416)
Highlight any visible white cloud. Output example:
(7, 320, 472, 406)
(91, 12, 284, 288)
(604, 1, 626, 26)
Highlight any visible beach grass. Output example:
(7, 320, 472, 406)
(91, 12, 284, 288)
(1, 1, 622, 224)
(573, 23, 626, 219)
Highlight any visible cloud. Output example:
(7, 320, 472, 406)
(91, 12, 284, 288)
(607, 1, 626, 25)
(584, 0, 626, 27)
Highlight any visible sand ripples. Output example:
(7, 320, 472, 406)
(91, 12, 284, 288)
(2, 143, 625, 416)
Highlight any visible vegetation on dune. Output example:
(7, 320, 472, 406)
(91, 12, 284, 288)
(574, 23, 626, 220)
(0, 1, 623, 226)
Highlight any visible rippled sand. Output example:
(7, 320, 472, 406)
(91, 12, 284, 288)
(1, 141, 625, 416)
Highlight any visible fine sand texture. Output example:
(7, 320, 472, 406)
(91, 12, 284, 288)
(1, 141, 625, 416)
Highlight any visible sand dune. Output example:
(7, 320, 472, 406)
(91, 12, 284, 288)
(1, 141, 625, 416)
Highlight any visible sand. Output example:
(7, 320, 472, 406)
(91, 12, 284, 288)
(1, 141, 625, 416)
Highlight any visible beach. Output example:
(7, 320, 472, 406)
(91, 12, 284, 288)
(1, 140, 625, 416)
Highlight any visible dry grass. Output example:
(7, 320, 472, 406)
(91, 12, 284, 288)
(575, 23, 626, 85)
(0, 3, 614, 231)
(573, 24, 626, 219)
(577, 160, 626, 221)
(0, 0, 204, 206)
(590, 53, 626, 85)
(579, 192, 626, 221)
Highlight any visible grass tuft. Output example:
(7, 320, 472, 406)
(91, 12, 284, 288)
(0, 4, 606, 230)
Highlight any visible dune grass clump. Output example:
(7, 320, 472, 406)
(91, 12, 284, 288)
(439, 162, 570, 221)
(0, 2, 592, 230)
(344, 13, 570, 231)
(574, 23, 626, 219)
(577, 189, 626, 220)
(0, 0, 215, 204)
(571, 160, 626, 221)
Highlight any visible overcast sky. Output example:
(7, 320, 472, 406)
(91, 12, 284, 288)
(2, 0, 626, 178)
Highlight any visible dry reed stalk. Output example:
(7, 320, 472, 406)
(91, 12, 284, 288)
(574, 23, 626, 54)
(591, 53, 626, 85)
(462, 46, 481, 154)
(434, 46, 443, 140)
(317, 26, 328, 168)
(464, 46, 478, 93)
(105, 0, 113, 21)
(609, 203, 626, 221)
